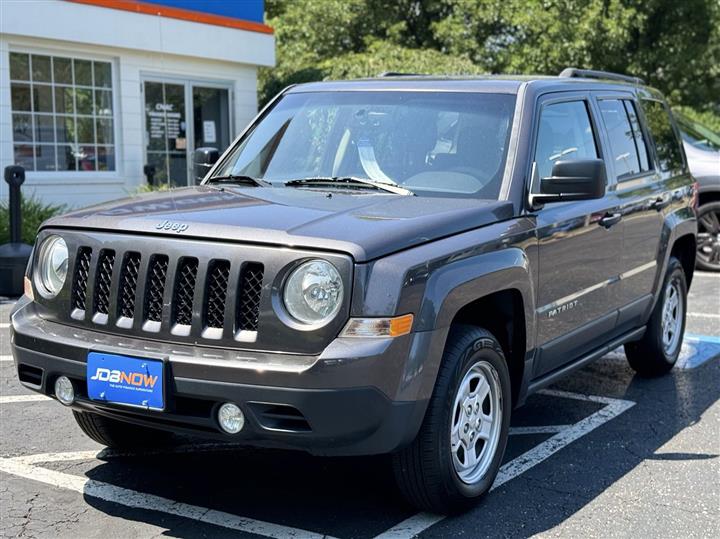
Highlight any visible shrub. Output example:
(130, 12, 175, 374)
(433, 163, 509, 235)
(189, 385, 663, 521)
(0, 194, 66, 245)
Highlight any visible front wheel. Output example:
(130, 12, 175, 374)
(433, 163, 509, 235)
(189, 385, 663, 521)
(625, 257, 687, 376)
(392, 326, 511, 513)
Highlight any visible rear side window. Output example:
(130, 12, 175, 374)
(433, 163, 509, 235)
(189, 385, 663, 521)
(641, 99, 684, 173)
(598, 99, 651, 180)
(534, 100, 598, 180)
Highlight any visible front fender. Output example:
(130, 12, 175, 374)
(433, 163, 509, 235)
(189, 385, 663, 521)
(351, 218, 537, 403)
(425, 248, 535, 343)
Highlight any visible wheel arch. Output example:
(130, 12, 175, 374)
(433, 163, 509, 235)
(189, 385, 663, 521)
(449, 289, 527, 406)
(418, 248, 536, 407)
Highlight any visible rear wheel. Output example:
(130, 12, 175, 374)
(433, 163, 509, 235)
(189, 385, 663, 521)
(625, 257, 687, 376)
(73, 411, 173, 448)
(696, 201, 720, 272)
(392, 326, 511, 513)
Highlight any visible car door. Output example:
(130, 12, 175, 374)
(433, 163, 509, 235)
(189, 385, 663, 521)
(531, 94, 624, 378)
(594, 92, 667, 330)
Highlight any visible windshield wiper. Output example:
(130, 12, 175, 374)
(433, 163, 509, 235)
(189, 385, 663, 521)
(206, 174, 270, 187)
(284, 176, 414, 196)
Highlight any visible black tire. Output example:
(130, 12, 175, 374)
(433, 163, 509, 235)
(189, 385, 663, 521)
(624, 257, 687, 377)
(392, 325, 511, 513)
(73, 411, 173, 448)
(696, 201, 720, 272)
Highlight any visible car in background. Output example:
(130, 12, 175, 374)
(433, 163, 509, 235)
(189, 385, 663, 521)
(675, 113, 720, 271)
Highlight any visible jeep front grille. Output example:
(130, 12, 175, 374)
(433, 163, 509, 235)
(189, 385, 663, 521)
(237, 263, 264, 332)
(93, 250, 115, 316)
(173, 257, 198, 327)
(71, 247, 92, 311)
(204, 260, 230, 330)
(68, 246, 265, 342)
(144, 255, 168, 323)
(117, 252, 141, 319)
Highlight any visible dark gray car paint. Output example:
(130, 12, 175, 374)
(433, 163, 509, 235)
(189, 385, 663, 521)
(11, 76, 697, 455)
(44, 187, 514, 263)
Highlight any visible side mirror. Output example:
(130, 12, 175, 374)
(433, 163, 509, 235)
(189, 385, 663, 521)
(531, 159, 606, 206)
(192, 147, 220, 184)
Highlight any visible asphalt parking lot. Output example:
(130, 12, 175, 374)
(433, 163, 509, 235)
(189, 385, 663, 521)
(1, 272, 718, 538)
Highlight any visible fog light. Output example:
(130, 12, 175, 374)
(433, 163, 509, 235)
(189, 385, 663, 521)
(218, 403, 244, 434)
(54, 376, 75, 406)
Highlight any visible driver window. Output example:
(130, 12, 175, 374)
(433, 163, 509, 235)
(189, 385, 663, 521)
(534, 100, 598, 180)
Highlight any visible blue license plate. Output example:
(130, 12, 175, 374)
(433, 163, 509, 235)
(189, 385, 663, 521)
(87, 352, 164, 410)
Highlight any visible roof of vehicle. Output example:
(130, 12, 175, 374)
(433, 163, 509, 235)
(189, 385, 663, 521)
(286, 71, 661, 97)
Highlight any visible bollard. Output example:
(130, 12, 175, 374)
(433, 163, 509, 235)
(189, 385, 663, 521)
(0, 166, 33, 297)
(6, 165, 25, 243)
(143, 164, 156, 187)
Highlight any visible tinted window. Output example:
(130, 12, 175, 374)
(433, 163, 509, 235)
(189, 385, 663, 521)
(598, 99, 646, 179)
(641, 99, 684, 173)
(534, 100, 597, 180)
(623, 101, 650, 171)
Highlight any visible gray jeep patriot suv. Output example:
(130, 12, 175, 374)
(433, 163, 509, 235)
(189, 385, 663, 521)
(11, 68, 697, 513)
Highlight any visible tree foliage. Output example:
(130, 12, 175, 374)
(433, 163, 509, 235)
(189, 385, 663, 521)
(261, 0, 719, 123)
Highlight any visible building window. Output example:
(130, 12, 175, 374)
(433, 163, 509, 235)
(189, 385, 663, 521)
(10, 52, 116, 172)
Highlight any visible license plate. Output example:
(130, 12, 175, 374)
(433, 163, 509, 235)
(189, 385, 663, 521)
(87, 352, 164, 410)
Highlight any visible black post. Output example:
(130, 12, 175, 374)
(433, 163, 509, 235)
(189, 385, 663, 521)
(5, 165, 25, 243)
(0, 165, 33, 297)
(143, 164, 156, 187)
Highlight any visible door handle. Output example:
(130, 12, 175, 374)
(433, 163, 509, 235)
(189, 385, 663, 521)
(651, 197, 670, 211)
(599, 212, 622, 228)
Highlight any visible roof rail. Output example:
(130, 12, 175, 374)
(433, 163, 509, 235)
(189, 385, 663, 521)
(377, 71, 426, 77)
(559, 67, 645, 85)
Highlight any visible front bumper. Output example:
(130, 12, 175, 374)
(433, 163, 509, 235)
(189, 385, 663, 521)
(10, 298, 435, 456)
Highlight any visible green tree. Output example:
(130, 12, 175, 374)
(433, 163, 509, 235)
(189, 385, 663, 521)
(261, 0, 719, 120)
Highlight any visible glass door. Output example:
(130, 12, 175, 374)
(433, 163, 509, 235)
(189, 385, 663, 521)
(192, 85, 231, 166)
(143, 81, 188, 187)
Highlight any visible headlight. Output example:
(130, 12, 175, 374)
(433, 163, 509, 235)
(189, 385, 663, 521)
(36, 235, 68, 297)
(283, 260, 343, 326)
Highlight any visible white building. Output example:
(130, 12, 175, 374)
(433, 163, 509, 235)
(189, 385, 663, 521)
(0, 0, 275, 208)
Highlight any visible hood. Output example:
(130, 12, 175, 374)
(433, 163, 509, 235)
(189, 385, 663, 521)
(43, 186, 514, 262)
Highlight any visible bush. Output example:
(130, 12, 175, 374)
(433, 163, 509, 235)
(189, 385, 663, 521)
(0, 194, 66, 245)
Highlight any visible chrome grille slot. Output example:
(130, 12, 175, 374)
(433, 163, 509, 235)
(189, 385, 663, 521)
(117, 252, 141, 321)
(173, 257, 199, 328)
(204, 259, 230, 332)
(92, 250, 115, 321)
(71, 247, 92, 314)
(236, 263, 264, 333)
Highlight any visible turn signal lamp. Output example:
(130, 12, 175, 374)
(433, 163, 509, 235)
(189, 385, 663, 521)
(340, 314, 414, 338)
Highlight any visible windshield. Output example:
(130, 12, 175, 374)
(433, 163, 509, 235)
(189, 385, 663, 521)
(213, 91, 516, 198)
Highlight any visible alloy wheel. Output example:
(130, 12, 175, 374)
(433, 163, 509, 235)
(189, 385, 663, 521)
(450, 360, 503, 484)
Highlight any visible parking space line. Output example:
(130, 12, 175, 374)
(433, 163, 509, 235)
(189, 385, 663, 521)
(15, 443, 251, 466)
(0, 456, 333, 539)
(688, 312, 720, 319)
(685, 333, 720, 344)
(0, 355, 13, 362)
(509, 425, 570, 435)
(375, 391, 635, 539)
(0, 395, 51, 404)
(0, 323, 10, 329)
